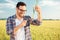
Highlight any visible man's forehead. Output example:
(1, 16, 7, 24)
(19, 6, 26, 10)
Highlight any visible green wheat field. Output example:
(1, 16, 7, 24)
(0, 20, 60, 40)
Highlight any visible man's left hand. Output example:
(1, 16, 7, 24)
(35, 5, 41, 14)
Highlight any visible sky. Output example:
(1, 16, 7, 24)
(0, 0, 60, 19)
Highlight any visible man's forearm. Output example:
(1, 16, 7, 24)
(35, 5, 42, 22)
(37, 12, 42, 22)
(13, 20, 27, 34)
(14, 24, 23, 34)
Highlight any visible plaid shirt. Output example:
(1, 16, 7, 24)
(6, 14, 41, 40)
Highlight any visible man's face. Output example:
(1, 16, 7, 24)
(16, 6, 27, 17)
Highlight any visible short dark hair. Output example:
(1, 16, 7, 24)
(16, 2, 26, 8)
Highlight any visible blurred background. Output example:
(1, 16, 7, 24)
(0, 0, 60, 40)
(0, 0, 60, 19)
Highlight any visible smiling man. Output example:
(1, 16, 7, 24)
(6, 2, 42, 40)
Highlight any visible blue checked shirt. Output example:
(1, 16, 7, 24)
(6, 14, 41, 40)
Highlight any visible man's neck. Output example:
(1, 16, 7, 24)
(16, 14, 23, 20)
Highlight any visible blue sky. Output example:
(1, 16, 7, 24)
(0, 0, 60, 19)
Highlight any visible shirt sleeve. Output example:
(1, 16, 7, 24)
(28, 16, 41, 26)
(6, 17, 13, 35)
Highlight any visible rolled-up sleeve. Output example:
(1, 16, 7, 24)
(6, 18, 13, 35)
(31, 19, 41, 25)
(29, 16, 41, 26)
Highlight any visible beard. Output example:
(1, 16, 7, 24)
(18, 13, 25, 18)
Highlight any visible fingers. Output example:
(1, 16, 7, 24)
(23, 20, 27, 22)
(20, 20, 27, 27)
(23, 20, 27, 23)
(35, 5, 40, 13)
(35, 6, 40, 10)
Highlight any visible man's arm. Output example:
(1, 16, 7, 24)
(35, 5, 42, 22)
(6, 17, 27, 35)
(13, 20, 27, 34)
(30, 6, 42, 26)
(6, 18, 13, 35)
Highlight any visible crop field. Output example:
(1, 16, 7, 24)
(0, 20, 60, 40)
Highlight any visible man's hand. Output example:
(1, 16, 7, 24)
(13, 20, 27, 36)
(35, 5, 41, 13)
(20, 20, 27, 27)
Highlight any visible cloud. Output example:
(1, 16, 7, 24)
(5, 0, 16, 4)
(40, 0, 60, 6)
(0, 0, 16, 9)
(0, 10, 5, 13)
(0, 3, 15, 8)
(39, 0, 60, 10)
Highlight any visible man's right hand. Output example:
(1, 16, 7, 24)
(20, 20, 27, 27)
(13, 20, 27, 36)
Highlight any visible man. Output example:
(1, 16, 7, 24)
(6, 2, 42, 40)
